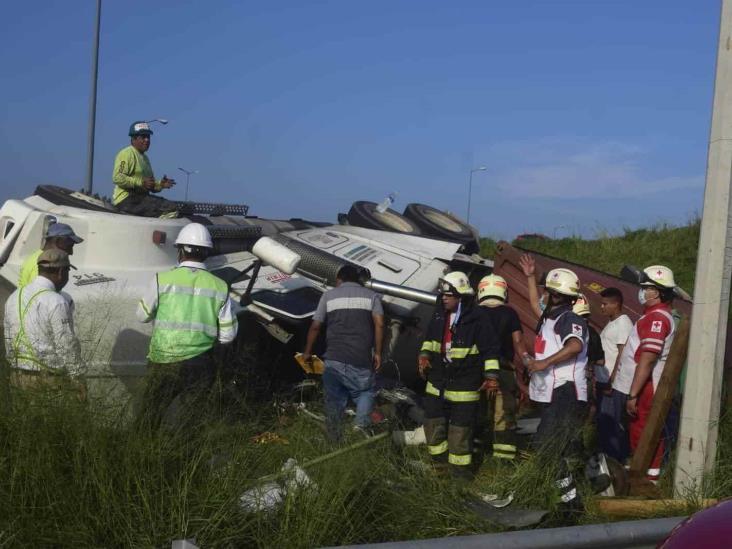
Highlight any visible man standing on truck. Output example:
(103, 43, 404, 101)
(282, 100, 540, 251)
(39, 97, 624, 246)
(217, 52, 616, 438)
(136, 223, 238, 428)
(418, 271, 501, 479)
(612, 266, 676, 481)
(476, 274, 529, 461)
(18, 222, 84, 290)
(302, 264, 384, 442)
(112, 121, 178, 218)
(4, 249, 83, 387)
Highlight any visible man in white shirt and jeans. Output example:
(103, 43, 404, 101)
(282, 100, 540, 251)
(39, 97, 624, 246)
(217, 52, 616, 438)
(596, 287, 633, 463)
(4, 249, 82, 389)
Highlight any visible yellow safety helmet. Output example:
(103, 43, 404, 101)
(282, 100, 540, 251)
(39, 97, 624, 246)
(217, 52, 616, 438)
(478, 274, 508, 303)
(643, 265, 676, 289)
(573, 293, 591, 317)
(438, 271, 474, 296)
(545, 268, 581, 297)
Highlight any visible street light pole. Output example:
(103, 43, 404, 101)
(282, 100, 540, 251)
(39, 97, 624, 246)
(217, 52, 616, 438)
(466, 166, 487, 224)
(178, 167, 198, 201)
(84, 0, 102, 194)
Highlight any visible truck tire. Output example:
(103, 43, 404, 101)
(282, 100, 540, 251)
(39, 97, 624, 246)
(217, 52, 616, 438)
(34, 185, 117, 213)
(347, 201, 422, 235)
(403, 203, 479, 253)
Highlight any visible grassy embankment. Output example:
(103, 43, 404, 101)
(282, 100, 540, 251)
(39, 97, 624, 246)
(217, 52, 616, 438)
(0, 219, 723, 547)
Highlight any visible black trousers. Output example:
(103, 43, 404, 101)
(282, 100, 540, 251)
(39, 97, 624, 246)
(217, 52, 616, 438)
(423, 394, 479, 474)
(138, 351, 215, 430)
(532, 382, 588, 459)
(117, 192, 179, 218)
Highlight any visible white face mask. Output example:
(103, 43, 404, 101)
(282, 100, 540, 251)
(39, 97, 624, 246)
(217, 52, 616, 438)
(638, 287, 649, 306)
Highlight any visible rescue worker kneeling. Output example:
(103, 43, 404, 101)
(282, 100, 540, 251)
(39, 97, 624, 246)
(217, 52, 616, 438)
(418, 272, 500, 479)
(137, 223, 238, 428)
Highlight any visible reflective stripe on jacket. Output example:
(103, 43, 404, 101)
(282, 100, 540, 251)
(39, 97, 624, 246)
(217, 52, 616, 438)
(146, 266, 233, 363)
(419, 302, 500, 399)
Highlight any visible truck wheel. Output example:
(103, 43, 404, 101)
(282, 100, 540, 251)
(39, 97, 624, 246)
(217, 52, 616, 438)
(347, 201, 422, 235)
(34, 185, 117, 213)
(403, 203, 478, 253)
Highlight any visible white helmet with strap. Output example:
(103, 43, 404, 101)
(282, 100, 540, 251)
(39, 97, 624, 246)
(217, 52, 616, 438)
(438, 271, 474, 296)
(175, 223, 213, 249)
(478, 274, 508, 303)
(545, 268, 581, 297)
(573, 293, 591, 316)
(643, 265, 676, 289)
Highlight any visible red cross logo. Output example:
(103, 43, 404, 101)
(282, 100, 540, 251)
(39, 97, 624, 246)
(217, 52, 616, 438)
(657, 270, 663, 277)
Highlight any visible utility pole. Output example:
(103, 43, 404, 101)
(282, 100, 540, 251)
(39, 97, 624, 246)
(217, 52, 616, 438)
(84, 0, 102, 194)
(178, 167, 198, 201)
(674, 0, 732, 494)
(466, 166, 486, 224)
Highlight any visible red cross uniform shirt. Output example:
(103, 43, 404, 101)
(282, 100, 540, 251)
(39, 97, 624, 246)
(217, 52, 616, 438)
(612, 303, 675, 395)
(530, 305, 589, 403)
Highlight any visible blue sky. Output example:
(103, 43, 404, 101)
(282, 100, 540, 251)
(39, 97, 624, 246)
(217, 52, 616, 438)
(0, 1, 719, 239)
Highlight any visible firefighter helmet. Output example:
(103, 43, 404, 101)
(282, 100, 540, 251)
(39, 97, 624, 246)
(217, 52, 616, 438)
(545, 268, 581, 297)
(438, 271, 474, 296)
(478, 274, 508, 302)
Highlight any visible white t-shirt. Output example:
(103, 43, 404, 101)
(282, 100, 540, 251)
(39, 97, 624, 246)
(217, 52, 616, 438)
(597, 314, 633, 383)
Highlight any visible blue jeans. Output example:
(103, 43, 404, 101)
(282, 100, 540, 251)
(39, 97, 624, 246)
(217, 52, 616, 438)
(596, 387, 630, 463)
(322, 360, 374, 441)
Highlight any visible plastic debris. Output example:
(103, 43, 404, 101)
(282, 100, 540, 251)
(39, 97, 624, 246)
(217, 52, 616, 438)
(392, 425, 426, 446)
(239, 482, 285, 513)
(516, 417, 541, 435)
(480, 492, 515, 508)
(239, 458, 316, 513)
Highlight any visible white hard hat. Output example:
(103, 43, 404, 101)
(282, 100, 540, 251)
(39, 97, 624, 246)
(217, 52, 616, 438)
(438, 271, 474, 296)
(573, 293, 591, 316)
(478, 274, 507, 302)
(175, 223, 213, 249)
(643, 265, 676, 289)
(545, 268, 581, 297)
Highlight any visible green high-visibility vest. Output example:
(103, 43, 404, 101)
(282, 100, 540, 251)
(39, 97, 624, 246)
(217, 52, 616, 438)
(147, 267, 230, 364)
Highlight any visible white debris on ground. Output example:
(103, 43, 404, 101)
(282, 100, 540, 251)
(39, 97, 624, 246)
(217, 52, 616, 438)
(391, 425, 426, 446)
(480, 492, 515, 508)
(239, 458, 317, 513)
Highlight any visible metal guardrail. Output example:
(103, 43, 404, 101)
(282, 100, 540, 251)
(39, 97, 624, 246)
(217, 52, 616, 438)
(328, 516, 686, 549)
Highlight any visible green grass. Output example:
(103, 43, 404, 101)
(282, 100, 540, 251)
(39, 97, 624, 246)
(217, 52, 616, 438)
(480, 219, 701, 293)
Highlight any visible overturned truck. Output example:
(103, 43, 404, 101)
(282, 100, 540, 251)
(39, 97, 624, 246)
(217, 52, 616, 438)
(0, 185, 493, 401)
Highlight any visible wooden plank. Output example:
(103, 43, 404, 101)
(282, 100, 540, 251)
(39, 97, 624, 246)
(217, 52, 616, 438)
(596, 497, 717, 518)
(629, 315, 690, 490)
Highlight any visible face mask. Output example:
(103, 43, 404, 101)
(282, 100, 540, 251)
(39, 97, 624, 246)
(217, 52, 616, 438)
(638, 288, 647, 306)
(539, 299, 547, 313)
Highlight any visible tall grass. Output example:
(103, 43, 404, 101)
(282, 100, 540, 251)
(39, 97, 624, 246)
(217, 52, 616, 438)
(481, 220, 701, 292)
(0, 375, 555, 547)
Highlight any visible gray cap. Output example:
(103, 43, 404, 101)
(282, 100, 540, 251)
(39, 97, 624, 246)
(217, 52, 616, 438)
(46, 223, 83, 243)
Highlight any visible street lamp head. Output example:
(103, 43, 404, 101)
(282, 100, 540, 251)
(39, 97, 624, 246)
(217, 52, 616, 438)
(146, 118, 168, 125)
